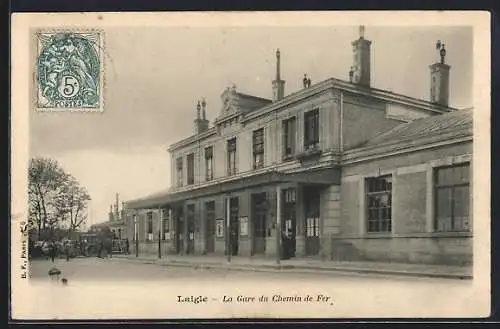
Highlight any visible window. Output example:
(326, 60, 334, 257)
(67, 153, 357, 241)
(187, 153, 195, 185)
(252, 128, 265, 169)
(366, 175, 392, 233)
(304, 109, 320, 149)
(176, 157, 183, 187)
(282, 117, 296, 159)
(434, 163, 470, 232)
(146, 212, 153, 240)
(205, 146, 213, 181)
(162, 209, 169, 240)
(227, 138, 237, 176)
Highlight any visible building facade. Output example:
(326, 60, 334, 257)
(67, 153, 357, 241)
(125, 28, 472, 266)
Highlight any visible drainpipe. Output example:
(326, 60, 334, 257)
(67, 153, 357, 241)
(276, 185, 282, 265)
(339, 92, 344, 153)
(158, 206, 162, 259)
(134, 213, 139, 257)
(226, 195, 231, 263)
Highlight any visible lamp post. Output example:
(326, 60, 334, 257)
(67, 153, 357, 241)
(134, 214, 139, 258)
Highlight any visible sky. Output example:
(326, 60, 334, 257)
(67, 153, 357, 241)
(29, 25, 473, 225)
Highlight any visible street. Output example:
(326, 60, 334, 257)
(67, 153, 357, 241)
(29, 256, 469, 283)
(21, 257, 476, 319)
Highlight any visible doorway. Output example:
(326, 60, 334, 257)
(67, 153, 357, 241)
(205, 201, 216, 253)
(282, 188, 297, 258)
(229, 197, 239, 256)
(251, 193, 267, 255)
(174, 206, 184, 254)
(304, 188, 320, 256)
(186, 204, 195, 254)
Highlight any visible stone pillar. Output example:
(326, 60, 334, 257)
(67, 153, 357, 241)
(320, 185, 341, 260)
(295, 184, 305, 257)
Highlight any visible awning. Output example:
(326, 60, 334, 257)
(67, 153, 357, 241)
(125, 166, 340, 210)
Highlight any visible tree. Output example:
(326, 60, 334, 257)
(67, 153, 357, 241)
(28, 157, 91, 240)
(53, 176, 91, 232)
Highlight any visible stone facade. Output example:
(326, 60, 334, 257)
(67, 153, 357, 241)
(125, 29, 472, 266)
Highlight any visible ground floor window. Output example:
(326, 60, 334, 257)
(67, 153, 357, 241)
(365, 175, 392, 233)
(434, 163, 470, 232)
(162, 209, 169, 240)
(146, 212, 153, 241)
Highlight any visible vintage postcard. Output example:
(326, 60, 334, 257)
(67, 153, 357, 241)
(10, 11, 491, 320)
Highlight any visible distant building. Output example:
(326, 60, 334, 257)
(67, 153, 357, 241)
(125, 27, 472, 266)
(90, 194, 128, 240)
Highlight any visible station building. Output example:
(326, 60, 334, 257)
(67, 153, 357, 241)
(124, 27, 472, 266)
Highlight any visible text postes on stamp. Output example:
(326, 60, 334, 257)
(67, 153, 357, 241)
(36, 31, 103, 111)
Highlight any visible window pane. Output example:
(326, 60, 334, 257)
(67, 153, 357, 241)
(435, 188, 452, 231)
(453, 186, 470, 231)
(457, 165, 470, 184)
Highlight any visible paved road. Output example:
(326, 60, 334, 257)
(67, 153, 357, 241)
(23, 257, 474, 319)
(29, 257, 467, 284)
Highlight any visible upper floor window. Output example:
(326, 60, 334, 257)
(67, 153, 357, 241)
(252, 128, 265, 169)
(282, 116, 296, 159)
(366, 175, 392, 233)
(434, 163, 470, 232)
(187, 153, 195, 185)
(227, 138, 237, 176)
(176, 157, 183, 187)
(304, 109, 320, 149)
(205, 146, 214, 181)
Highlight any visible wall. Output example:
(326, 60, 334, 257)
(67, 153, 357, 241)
(169, 89, 339, 191)
(337, 141, 473, 265)
(342, 93, 402, 150)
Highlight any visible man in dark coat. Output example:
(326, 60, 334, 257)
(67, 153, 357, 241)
(49, 241, 57, 263)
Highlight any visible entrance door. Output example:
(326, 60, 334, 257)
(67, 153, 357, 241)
(304, 188, 320, 256)
(205, 201, 215, 253)
(229, 197, 239, 256)
(186, 204, 195, 254)
(251, 193, 267, 255)
(174, 206, 184, 254)
(282, 188, 297, 258)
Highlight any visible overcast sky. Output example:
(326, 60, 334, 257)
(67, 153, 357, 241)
(29, 25, 473, 224)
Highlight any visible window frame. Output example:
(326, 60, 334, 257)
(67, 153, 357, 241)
(204, 146, 214, 181)
(227, 138, 237, 176)
(365, 175, 393, 234)
(162, 209, 169, 240)
(146, 212, 153, 240)
(186, 153, 195, 185)
(433, 162, 471, 233)
(282, 116, 297, 159)
(304, 109, 320, 149)
(252, 128, 265, 169)
(176, 157, 183, 187)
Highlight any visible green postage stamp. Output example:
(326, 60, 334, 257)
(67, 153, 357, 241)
(35, 30, 104, 111)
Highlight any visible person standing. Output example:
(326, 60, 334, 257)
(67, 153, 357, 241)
(65, 242, 71, 261)
(49, 241, 56, 263)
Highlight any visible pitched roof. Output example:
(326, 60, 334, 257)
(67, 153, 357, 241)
(363, 108, 473, 147)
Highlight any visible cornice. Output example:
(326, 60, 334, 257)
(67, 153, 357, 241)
(342, 132, 472, 165)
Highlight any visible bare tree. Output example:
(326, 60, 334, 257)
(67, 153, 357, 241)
(53, 175, 91, 233)
(28, 157, 91, 240)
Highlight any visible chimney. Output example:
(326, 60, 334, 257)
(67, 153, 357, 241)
(194, 99, 210, 134)
(429, 40, 451, 107)
(115, 193, 120, 220)
(351, 25, 372, 87)
(109, 204, 114, 222)
(272, 49, 285, 102)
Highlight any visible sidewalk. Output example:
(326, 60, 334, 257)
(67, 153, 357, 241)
(111, 254, 472, 280)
